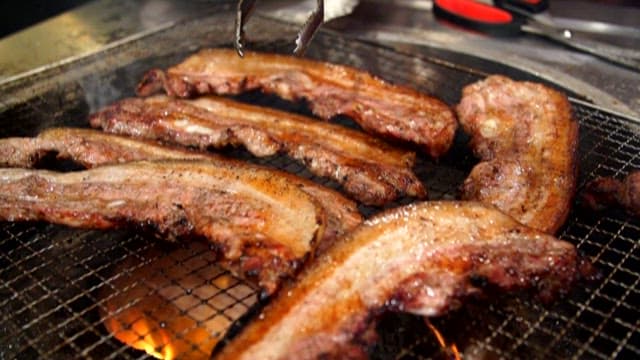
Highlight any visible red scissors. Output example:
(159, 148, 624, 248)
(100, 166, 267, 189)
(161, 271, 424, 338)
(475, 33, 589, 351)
(434, 0, 547, 36)
(433, 0, 640, 71)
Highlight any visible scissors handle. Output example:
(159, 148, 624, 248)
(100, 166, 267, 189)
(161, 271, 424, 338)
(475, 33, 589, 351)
(494, 0, 549, 14)
(433, 0, 523, 37)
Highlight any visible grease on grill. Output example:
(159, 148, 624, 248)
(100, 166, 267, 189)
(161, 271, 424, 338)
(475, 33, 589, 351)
(99, 241, 257, 359)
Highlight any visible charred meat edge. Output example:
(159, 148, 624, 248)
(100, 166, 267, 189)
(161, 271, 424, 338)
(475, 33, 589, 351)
(581, 171, 640, 218)
(0, 160, 325, 295)
(89, 95, 426, 205)
(214, 201, 580, 360)
(135, 49, 458, 158)
(0, 127, 362, 249)
(457, 75, 579, 234)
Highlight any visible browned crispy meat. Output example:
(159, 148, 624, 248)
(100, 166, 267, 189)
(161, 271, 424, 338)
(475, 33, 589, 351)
(456, 75, 579, 234)
(0, 127, 209, 168)
(135, 49, 458, 158)
(0, 160, 325, 294)
(0, 128, 362, 246)
(89, 95, 426, 205)
(581, 171, 640, 218)
(214, 201, 580, 360)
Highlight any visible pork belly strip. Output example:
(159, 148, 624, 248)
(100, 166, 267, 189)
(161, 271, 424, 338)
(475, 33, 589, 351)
(0, 160, 324, 294)
(135, 49, 458, 158)
(214, 201, 579, 360)
(581, 171, 640, 218)
(0, 127, 362, 246)
(89, 95, 426, 205)
(456, 75, 579, 234)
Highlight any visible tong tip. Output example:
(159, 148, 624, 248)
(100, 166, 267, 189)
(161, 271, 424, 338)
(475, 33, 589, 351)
(235, 0, 323, 57)
(235, 0, 257, 57)
(293, 0, 324, 56)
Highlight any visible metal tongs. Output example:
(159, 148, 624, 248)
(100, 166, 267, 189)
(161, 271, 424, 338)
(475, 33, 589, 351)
(433, 0, 640, 72)
(235, 0, 325, 57)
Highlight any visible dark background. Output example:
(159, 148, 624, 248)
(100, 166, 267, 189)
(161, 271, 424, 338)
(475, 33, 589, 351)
(0, 0, 92, 38)
(0, 0, 638, 39)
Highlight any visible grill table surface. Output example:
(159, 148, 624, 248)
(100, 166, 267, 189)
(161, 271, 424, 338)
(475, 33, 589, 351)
(1, 12, 639, 360)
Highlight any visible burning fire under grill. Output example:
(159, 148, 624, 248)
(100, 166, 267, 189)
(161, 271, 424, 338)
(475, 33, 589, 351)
(426, 320, 461, 360)
(99, 241, 257, 359)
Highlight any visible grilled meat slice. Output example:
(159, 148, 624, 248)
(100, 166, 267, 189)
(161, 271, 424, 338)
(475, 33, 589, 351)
(214, 201, 580, 360)
(456, 75, 578, 234)
(0, 160, 325, 294)
(581, 171, 640, 218)
(0, 128, 362, 246)
(135, 49, 457, 158)
(89, 96, 426, 205)
(0, 127, 208, 168)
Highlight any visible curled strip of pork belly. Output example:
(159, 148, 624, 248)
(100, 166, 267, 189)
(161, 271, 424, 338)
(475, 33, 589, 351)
(214, 201, 580, 360)
(135, 49, 458, 158)
(0, 127, 362, 246)
(89, 95, 426, 205)
(581, 171, 640, 219)
(457, 75, 579, 233)
(0, 160, 324, 294)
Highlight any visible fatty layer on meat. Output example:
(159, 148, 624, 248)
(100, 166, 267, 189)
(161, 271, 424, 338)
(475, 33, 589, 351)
(136, 49, 458, 158)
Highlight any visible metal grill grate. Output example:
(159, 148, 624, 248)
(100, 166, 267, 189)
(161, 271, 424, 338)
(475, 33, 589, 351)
(1, 12, 639, 360)
(368, 101, 640, 360)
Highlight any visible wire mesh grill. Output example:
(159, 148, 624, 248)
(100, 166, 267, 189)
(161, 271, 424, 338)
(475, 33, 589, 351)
(0, 12, 639, 360)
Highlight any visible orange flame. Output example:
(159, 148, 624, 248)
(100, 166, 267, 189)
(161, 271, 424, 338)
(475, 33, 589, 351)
(100, 242, 257, 360)
(426, 320, 462, 360)
(104, 308, 176, 360)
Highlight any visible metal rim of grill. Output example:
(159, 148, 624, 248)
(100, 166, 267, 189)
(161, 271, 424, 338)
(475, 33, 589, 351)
(0, 11, 639, 360)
